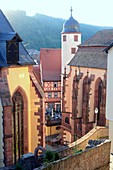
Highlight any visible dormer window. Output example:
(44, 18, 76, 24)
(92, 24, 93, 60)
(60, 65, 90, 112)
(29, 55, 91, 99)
(6, 40, 19, 64)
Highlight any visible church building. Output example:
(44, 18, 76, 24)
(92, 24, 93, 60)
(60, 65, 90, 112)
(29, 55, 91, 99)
(61, 8, 113, 143)
(0, 10, 45, 167)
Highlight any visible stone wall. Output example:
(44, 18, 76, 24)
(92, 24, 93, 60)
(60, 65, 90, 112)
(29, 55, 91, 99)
(57, 126, 108, 158)
(35, 140, 110, 170)
(70, 126, 108, 150)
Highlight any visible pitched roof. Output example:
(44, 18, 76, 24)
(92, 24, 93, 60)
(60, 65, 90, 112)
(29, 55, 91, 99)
(104, 41, 113, 53)
(40, 48, 61, 81)
(0, 10, 35, 67)
(69, 29, 113, 69)
(33, 65, 41, 83)
(69, 47, 107, 69)
(30, 72, 44, 98)
(81, 29, 113, 47)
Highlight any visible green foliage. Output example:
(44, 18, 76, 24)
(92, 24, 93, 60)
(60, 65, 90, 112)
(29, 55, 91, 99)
(73, 146, 83, 154)
(4, 10, 112, 51)
(16, 163, 23, 170)
(44, 151, 59, 164)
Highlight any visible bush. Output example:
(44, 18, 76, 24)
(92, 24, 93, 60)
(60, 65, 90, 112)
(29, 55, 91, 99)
(73, 147, 83, 154)
(44, 151, 59, 164)
(16, 163, 23, 170)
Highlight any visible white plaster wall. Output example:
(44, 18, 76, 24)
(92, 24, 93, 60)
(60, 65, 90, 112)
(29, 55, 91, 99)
(0, 98, 4, 167)
(109, 120, 113, 153)
(106, 47, 113, 121)
(61, 33, 81, 74)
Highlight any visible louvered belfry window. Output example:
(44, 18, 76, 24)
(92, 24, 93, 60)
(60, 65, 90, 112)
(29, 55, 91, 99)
(12, 91, 24, 164)
(6, 40, 19, 64)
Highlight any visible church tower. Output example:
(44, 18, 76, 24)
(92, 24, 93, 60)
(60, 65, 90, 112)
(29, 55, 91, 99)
(61, 7, 81, 73)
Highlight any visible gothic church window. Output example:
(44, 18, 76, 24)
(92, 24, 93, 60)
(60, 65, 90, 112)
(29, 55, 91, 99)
(12, 91, 24, 164)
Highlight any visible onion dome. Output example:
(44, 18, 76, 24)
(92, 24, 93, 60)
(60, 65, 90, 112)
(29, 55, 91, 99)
(62, 7, 80, 33)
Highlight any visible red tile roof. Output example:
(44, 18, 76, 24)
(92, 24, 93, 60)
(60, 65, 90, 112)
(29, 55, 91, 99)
(40, 48, 61, 81)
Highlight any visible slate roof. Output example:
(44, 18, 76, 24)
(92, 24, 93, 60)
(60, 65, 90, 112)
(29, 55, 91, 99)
(104, 41, 113, 53)
(69, 29, 113, 69)
(62, 16, 80, 33)
(0, 10, 35, 67)
(40, 48, 61, 81)
(69, 47, 107, 69)
(81, 29, 113, 47)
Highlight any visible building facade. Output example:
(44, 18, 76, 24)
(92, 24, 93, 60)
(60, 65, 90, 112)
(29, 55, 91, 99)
(40, 48, 61, 114)
(40, 48, 62, 139)
(61, 7, 81, 74)
(0, 10, 45, 167)
(62, 29, 113, 144)
(105, 42, 113, 153)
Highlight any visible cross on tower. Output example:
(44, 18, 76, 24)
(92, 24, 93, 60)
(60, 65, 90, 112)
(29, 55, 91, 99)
(70, 6, 73, 16)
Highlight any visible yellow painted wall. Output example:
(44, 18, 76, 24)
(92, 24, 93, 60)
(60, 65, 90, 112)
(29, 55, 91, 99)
(7, 66, 31, 149)
(46, 126, 62, 136)
(6, 65, 43, 153)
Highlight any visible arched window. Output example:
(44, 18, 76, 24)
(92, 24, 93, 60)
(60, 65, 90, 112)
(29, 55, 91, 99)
(12, 91, 24, 164)
(97, 80, 103, 120)
(94, 78, 103, 122)
(65, 117, 69, 124)
(56, 126, 61, 130)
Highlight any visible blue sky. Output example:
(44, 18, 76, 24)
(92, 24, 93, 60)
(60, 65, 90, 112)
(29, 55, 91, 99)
(1, 0, 113, 27)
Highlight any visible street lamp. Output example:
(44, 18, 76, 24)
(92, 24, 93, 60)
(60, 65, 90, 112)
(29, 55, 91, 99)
(94, 107, 98, 129)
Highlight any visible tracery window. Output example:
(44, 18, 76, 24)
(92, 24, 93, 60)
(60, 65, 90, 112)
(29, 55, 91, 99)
(97, 80, 102, 120)
(12, 91, 24, 164)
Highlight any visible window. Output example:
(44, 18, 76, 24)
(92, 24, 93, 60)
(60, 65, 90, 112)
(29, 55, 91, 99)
(48, 103, 54, 109)
(65, 117, 69, 124)
(54, 82, 58, 88)
(63, 35, 66, 41)
(71, 48, 76, 54)
(56, 126, 61, 130)
(48, 92, 52, 98)
(56, 104, 61, 112)
(54, 92, 58, 98)
(7, 40, 19, 64)
(12, 91, 24, 164)
(74, 35, 78, 41)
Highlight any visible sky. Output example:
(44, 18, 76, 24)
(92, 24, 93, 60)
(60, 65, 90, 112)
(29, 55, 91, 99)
(1, 0, 113, 27)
